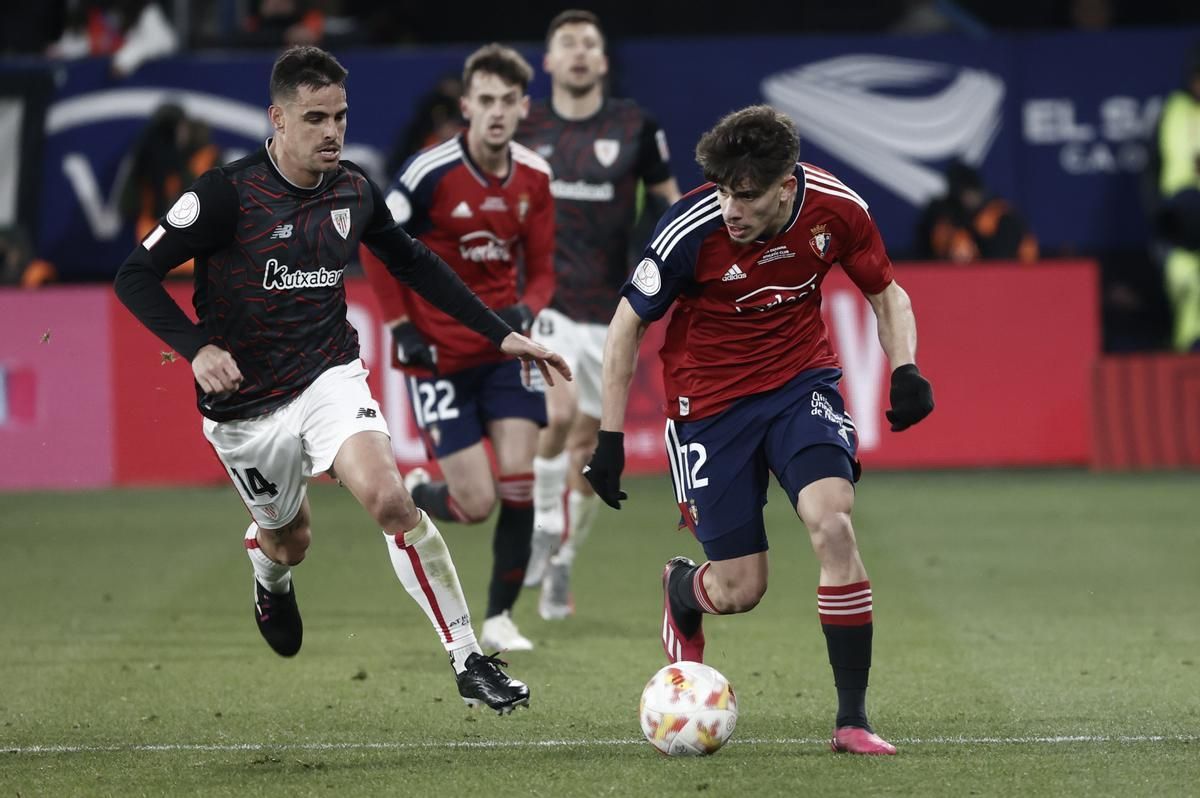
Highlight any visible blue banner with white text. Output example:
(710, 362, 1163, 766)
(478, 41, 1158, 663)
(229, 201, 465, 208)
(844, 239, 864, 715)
(7, 27, 1198, 280)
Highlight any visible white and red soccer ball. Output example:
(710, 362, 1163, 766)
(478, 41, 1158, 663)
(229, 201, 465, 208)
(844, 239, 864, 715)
(639, 662, 738, 756)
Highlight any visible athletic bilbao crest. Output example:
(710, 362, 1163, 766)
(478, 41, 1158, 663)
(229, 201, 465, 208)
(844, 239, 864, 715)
(331, 208, 351, 239)
(594, 139, 619, 167)
(809, 223, 832, 258)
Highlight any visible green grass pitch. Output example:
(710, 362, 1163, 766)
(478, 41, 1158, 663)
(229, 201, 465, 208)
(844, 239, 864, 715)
(1, 471, 1197, 796)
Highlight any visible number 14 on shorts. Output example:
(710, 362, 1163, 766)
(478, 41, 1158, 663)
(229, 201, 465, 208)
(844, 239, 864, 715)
(230, 467, 279, 499)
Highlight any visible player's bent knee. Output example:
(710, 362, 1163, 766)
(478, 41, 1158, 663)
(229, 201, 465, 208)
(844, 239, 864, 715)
(364, 483, 421, 533)
(808, 511, 857, 557)
(261, 523, 311, 566)
(723, 583, 766, 613)
(454, 492, 496, 523)
(709, 570, 767, 614)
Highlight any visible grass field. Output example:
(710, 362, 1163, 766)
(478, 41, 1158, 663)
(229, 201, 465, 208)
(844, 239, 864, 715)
(1, 471, 1198, 796)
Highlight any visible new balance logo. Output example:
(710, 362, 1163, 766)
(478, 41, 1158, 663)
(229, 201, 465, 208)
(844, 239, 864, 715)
(270, 224, 293, 240)
(721, 264, 747, 281)
(451, 201, 473, 218)
(355, 408, 377, 419)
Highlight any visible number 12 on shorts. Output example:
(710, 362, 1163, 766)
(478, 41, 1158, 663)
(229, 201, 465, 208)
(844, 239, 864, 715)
(230, 467, 279, 499)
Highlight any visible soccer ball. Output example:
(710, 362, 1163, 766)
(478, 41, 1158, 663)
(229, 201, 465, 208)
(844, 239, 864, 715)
(639, 662, 738, 756)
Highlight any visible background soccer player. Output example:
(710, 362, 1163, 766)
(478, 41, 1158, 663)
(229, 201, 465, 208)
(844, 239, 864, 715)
(517, 10, 680, 620)
(361, 44, 555, 653)
(113, 45, 568, 714)
(584, 106, 934, 754)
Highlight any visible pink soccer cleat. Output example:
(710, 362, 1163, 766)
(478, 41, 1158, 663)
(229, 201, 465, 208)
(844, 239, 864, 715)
(661, 557, 705, 663)
(830, 726, 898, 755)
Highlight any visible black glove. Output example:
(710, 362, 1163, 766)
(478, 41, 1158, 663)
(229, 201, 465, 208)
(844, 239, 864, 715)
(584, 430, 628, 509)
(496, 303, 534, 335)
(886, 363, 934, 432)
(390, 321, 437, 372)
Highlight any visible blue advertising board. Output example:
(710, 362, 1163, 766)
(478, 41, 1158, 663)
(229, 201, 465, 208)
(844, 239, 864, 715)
(8, 28, 1199, 279)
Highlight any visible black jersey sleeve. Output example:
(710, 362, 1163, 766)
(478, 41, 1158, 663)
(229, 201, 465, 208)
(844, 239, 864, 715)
(634, 112, 673, 187)
(112, 169, 238, 360)
(359, 176, 513, 346)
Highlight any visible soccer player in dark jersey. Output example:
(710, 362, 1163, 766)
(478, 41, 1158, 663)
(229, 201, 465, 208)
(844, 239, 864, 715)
(516, 10, 680, 620)
(360, 44, 555, 653)
(584, 106, 935, 754)
(113, 46, 570, 715)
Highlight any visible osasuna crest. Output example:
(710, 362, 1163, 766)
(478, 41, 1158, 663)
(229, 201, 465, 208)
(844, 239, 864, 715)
(331, 208, 351, 240)
(594, 139, 620, 167)
(809, 223, 832, 258)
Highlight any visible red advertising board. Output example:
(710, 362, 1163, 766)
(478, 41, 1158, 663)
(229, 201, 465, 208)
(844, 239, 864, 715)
(0, 261, 1100, 490)
(0, 289, 113, 489)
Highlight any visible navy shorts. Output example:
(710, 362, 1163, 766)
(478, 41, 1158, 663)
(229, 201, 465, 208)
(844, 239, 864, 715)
(665, 368, 860, 562)
(407, 360, 547, 458)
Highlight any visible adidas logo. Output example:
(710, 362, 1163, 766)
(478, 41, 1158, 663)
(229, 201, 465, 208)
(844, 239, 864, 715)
(721, 264, 747, 282)
(451, 201, 473, 218)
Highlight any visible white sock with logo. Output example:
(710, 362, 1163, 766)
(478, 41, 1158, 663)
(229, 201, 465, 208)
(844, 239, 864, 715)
(533, 452, 568, 536)
(244, 523, 292, 594)
(382, 512, 481, 674)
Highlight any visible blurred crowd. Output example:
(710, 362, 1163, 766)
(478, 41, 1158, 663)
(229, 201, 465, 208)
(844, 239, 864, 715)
(4, 0, 1200, 60)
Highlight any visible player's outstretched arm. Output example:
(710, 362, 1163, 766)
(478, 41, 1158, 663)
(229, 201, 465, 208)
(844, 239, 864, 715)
(866, 281, 934, 431)
(584, 298, 650, 509)
(499, 331, 572, 387)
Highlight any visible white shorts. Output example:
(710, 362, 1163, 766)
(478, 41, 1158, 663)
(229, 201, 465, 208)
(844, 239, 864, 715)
(533, 307, 607, 419)
(202, 359, 390, 529)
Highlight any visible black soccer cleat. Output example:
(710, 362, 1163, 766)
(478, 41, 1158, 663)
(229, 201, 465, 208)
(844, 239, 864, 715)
(456, 653, 531, 715)
(254, 579, 303, 657)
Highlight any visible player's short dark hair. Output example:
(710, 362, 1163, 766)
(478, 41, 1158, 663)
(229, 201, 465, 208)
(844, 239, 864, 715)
(695, 105, 800, 193)
(269, 46, 348, 104)
(546, 9, 605, 48)
(462, 44, 534, 93)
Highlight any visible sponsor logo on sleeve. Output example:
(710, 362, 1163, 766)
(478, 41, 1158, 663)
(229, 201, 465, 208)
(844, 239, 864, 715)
(166, 191, 200, 228)
(655, 129, 670, 163)
(142, 225, 166, 250)
(632, 258, 662, 296)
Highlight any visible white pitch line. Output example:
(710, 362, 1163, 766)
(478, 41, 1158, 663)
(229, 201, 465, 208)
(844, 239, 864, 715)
(3, 734, 1196, 755)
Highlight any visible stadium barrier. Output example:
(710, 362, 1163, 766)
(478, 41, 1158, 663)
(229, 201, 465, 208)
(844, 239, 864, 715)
(0, 261, 1099, 490)
(1092, 353, 1200, 469)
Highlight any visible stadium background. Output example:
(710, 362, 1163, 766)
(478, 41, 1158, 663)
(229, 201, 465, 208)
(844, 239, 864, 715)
(0, 5, 1198, 795)
(4, 15, 1200, 487)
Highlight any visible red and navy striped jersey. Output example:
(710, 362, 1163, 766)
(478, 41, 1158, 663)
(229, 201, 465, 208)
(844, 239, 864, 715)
(623, 163, 894, 422)
(518, 98, 672, 323)
(361, 133, 555, 374)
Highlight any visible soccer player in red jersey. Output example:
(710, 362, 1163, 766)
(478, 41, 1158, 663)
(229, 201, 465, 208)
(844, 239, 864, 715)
(585, 106, 935, 754)
(361, 44, 555, 653)
(517, 10, 680, 620)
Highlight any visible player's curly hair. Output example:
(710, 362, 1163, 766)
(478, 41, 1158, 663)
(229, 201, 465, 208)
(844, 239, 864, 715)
(695, 105, 799, 193)
(269, 46, 348, 103)
(463, 44, 534, 93)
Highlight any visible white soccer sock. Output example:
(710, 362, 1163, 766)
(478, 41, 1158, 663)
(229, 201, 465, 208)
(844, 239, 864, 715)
(556, 489, 601, 565)
(244, 523, 292, 594)
(382, 512, 481, 674)
(533, 452, 568, 533)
